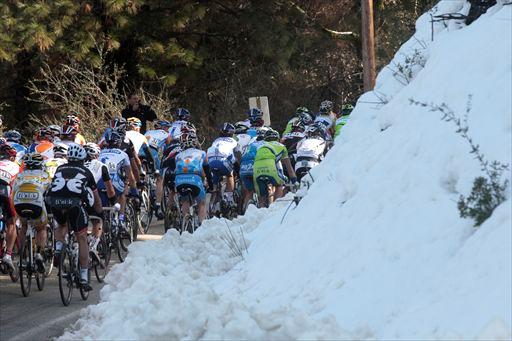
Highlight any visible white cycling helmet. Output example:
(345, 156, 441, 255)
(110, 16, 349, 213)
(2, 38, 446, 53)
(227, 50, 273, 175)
(53, 142, 69, 159)
(84, 142, 101, 159)
(67, 143, 87, 161)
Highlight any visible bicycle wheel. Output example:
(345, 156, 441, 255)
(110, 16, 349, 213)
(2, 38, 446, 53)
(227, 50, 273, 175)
(139, 189, 151, 234)
(44, 224, 55, 277)
(94, 235, 111, 283)
(19, 237, 32, 297)
(58, 247, 73, 306)
(9, 238, 20, 282)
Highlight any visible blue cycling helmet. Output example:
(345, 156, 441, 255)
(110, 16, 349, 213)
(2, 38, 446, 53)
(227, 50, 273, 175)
(154, 119, 172, 130)
(220, 122, 235, 136)
(174, 108, 191, 121)
(4, 130, 22, 144)
(104, 129, 123, 147)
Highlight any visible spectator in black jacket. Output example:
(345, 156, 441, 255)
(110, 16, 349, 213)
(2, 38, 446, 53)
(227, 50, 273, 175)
(121, 92, 157, 134)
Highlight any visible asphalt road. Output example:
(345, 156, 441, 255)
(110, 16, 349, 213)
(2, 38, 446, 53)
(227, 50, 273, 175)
(0, 221, 164, 341)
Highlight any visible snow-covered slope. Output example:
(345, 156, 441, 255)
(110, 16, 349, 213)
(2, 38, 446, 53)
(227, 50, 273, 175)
(62, 1, 512, 339)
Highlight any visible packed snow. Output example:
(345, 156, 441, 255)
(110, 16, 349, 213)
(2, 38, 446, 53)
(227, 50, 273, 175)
(61, 0, 512, 339)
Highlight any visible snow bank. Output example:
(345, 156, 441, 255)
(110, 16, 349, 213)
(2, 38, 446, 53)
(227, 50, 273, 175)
(61, 1, 511, 339)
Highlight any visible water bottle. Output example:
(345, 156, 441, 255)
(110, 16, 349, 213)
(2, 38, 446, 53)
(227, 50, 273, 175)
(114, 203, 121, 212)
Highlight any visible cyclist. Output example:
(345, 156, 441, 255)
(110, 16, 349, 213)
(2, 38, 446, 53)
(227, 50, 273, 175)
(169, 108, 192, 141)
(281, 119, 307, 170)
(295, 124, 328, 182)
(12, 153, 52, 273)
(207, 123, 239, 208)
(28, 128, 54, 160)
(48, 143, 102, 291)
(60, 124, 80, 147)
(246, 108, 269, 138)
(47, 124, 62, 143)
(144, 119, 172, 219)
(314, 100, 336, 138)
(334, 104, 353, 138)
(64, 114, 86, 145)
(3, 130, 26, 164)
(126, 117, 155, 173)
(174, 132, 213, 224)
(253, 129, 297, 207)
(239, 129, 266, 211)
(282, 107, 312, 135)
(45, 142, 68, 179)
(234, 121, 253, 154)
(84, 142, 116, 261)
(98, 130, 137, 230)
(0, 144, 21, 271)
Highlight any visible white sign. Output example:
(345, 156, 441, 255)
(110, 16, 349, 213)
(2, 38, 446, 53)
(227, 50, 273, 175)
(249, 96, 270, 126)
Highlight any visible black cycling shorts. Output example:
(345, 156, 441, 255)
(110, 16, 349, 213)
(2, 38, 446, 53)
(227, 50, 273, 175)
(51, 200, 89, 233)
(0, 183, 15, 220)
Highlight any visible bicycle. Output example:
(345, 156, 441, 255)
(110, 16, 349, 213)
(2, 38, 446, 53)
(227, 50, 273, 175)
(103, 203, 131, 262)
(87, 213, 111, 283)
(163, 184, 181, 233)
(208, 178, 240, 220)
(57, 227, 91, 306)
(18, 219, 44, 296)
(0, 208, 19, 282)
(178, 188, 200, 234)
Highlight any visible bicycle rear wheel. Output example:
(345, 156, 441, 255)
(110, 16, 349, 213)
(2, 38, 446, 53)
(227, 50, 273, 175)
(19, 237, 32, 297)
(35, 265, 45, 291)
(94, 235, 111, 283)
(44, 224, 55, 277)
(58, 247, 73, 306)
(139, 189, 151, 234)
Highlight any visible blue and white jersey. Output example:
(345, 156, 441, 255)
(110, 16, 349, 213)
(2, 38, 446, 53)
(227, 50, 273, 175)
(206, 137, 237, 162)
(98, 148, 130, 192)
(169, 120, 188, 140)
(8, 142, 27, 164)
(175, 148, 206, 176)
(240, 140, 264, 176)
(144, 129, 168, 151)
(235, 133, 255, 155)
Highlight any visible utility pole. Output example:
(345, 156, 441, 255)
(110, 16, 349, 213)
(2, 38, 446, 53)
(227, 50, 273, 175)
(362, 0, 376, 91)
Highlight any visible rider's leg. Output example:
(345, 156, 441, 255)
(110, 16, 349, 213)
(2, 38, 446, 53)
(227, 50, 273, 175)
(5, 218, 17, 254)
(273, 185, 284, 202)
(198, 200, 207, 223)
(77, 228, 90, 283)
(180, 197, 190, 217)
(156, 175, 163, 204)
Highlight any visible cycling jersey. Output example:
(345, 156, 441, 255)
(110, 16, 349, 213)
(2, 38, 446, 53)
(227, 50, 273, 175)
(207, 137, 237, 162)
(98, 148, 130, 193)
(314, 114, 335, 131)
(240, 141, 265, 176)
(144, 129, 168, 170)
(281, 131, 305, 156)
(252, 141, 288, 195)
(246, 126, 269, 139)
(334, 116, 349, 138)
(28, 141, 54, 160)
(45, 158, 67, 179)
(7, 142, 27, 164)
(235, 133, 255, 155)
(126, 130, 148, 154)
(296, 137, 326, 161)
(75, 133, 86, 145)
(175, 148, 208, 200)
(282, 117, 299, 135)
(0, 160, 20, 220)
(48, 162, 97, 232)
(169, 121, 188, 140)
(85, 159, 111, 185)
(13, 169, 51, 222)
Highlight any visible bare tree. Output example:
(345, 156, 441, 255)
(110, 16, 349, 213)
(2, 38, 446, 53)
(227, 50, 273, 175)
(27, 39, 126, 142)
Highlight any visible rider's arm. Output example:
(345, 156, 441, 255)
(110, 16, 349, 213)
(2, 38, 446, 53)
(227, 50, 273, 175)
(92, 189, 103, 213)
(141, 144, 156, 173)
(282, 157, 297, 182)
(125, 165, 137, 191)
(101, 165, 116, 204)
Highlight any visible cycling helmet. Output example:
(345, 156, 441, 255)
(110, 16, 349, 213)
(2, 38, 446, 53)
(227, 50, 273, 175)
(0, 137, 6, 145)
(47, 124, 61, 137)
(181, 121, 197, 135)
(220, 122, 235, 136)
(104, 129, 123, 148)
(291, 119, 306, 132)
(65, 114, 81, 126)
(110, 117, 127, 133)
(298, 112, 313, 126)
(180, 132, 198, 149)
(53, 142, 69, 159)
(305, 124, 325, 139)
(256, 127, 267, 141)
(319, 100, 334, 113)
(23, 153, 44, 169)
(0, 144, 17, 159)
(84, 142, 101, 160)
(340, 104, 354, 116)
(36, 127, 53, 142)
(263, 128, 280, 142)
(248, 107, 263, 121)
(60, 125, 78, 141)
(127, 117, 142, 128)
(174, 108, 191, 121)
(295, 106, 310, 116)
(234, 121, 250, 134)
(154, 119, 172, 130)
(67, 143, 87, 161)
(4, 130, 22, 144)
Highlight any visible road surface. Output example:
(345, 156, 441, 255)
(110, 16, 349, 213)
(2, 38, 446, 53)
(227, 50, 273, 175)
(0, 221, 164, 340)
